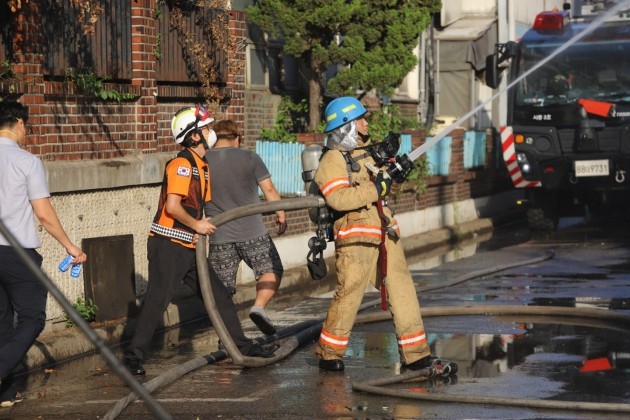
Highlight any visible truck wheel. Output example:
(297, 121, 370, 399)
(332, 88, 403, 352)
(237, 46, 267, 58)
(526, 188, 566, 231)
(526, 207, 558, 231)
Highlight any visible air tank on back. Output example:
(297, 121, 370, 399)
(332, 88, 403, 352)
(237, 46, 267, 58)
(301, 144, 324, 224)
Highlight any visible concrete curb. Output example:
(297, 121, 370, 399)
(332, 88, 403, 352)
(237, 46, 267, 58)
(21, 214, 500, 373)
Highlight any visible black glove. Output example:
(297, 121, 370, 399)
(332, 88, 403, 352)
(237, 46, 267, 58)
(374, 171, 392, 198)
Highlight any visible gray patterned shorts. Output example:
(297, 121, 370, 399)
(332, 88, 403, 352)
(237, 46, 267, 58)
(208, 234, 283, 295)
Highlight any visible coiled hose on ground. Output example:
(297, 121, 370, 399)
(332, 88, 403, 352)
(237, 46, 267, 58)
(105, 197, 630, 417)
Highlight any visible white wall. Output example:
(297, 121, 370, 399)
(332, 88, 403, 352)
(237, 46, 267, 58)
(229, 0, 251, 11)
(462, 0, 497, 15)
(441, 0, 496, 26)
(397, 43, 421, 101)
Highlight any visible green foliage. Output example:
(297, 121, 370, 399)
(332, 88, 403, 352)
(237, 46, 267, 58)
(0, 60, 20, 100)
(154, 34, 163, 61)
(0, 60, 14, 80)
(65, 68, 137, 102)
(65, 297, 98, 328)
(259, 96, 308, 143)
(154, 1, 164, 18)
(246, 0, 441, 127)
(404, 157, 430, 196)
(153, 4, 163, 60)
(368, 104, 404, 142)
(368, 104, 422, 141)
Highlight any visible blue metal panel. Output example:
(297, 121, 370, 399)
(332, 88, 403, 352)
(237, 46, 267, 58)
(463, 131, 486, 169)
(425, 136, 452, 175)
(399, 134, 412, 155)
(256, 141, 305, 197)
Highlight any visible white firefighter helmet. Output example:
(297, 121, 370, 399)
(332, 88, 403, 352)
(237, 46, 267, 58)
(171, 105, 214, 144)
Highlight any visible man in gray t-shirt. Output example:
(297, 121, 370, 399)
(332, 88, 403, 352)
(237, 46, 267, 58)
(204, 119, 287, 336)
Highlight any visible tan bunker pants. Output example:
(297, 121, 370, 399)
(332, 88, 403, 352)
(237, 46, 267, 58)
(315, 236, 431, 365)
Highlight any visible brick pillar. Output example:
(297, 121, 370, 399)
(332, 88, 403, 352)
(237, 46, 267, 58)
(11, 1, 45, 154)
(450, 128, 464, 178)
(227, 10, 246, 127)
(403, 129, 426, 150)
(131, 0, 158, 154)
(450, 128, 466, 201)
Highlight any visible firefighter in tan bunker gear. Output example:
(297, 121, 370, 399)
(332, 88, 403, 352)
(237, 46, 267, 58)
(314, 96, 436, 372)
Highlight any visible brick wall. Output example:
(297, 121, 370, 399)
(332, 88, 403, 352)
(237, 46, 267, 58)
(3, 1, 247, 161)
(226, 10, 247, 128)
(243, 91, 280, 150)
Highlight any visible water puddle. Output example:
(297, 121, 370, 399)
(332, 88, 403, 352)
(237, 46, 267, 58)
(351, 322, 630, 404)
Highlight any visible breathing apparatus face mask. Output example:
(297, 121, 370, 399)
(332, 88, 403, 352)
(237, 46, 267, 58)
(326, 120, 358, 151)
(369, 132, 401, 166)
(307, 254, 327, 280)
(306, 236, 328, 280)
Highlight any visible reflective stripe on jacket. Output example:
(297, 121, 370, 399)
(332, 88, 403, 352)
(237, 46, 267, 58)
(314, 148, 399, 246)
(151, 148, 210, 248)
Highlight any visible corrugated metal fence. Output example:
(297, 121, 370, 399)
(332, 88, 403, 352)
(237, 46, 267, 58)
(463, 131, 486, 169)
(256, 131, 487, 196)
(426, 135, 452, 176)
(256, 140, 305, 197)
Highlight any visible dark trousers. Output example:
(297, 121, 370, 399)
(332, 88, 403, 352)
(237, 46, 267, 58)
(0, 246, 47, 400)
(126, 236, 253, 361)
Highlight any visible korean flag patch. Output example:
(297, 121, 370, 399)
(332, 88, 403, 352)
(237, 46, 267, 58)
(177, 165, 191, 177)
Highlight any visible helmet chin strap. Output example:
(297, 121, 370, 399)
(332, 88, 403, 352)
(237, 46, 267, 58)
(182, 133, 203, 149)
(357, 132, 371, 147)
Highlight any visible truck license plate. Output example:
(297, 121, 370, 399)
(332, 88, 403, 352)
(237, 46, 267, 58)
(574, 160, 609, 177)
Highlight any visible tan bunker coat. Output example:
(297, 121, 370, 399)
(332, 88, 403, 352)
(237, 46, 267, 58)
(314, 147, 431, 364)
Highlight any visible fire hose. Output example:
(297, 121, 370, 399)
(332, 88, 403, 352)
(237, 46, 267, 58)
(104, 194, 630, 417)
(195, 196, 324, 369)
(104, 196, 325, 419)
(0, 218, 173, 420)
(85, 0, 630, 403)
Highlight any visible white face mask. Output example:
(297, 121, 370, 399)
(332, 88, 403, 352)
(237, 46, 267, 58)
(326, 120, 358, 151)
(205, 129, 217, 148)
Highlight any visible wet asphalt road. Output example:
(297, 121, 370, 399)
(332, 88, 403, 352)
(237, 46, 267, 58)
(3, 217, 630, 419)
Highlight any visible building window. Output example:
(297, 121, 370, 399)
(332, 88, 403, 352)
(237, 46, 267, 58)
(247, 44, 268, 88)
(283, 54, 300, 91)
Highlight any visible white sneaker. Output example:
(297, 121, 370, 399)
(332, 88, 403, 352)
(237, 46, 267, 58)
(249, 306, 276, 335)
(1, 392, 24, 408)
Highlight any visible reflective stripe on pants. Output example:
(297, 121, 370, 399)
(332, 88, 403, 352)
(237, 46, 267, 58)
(315, 237, 431, 364)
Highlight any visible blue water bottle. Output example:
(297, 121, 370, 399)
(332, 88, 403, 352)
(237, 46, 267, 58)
(58, 255, 73, 272)
(70, 263, 82, 278)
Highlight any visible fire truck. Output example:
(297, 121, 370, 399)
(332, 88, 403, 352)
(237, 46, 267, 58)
(486, 1, 630, 230)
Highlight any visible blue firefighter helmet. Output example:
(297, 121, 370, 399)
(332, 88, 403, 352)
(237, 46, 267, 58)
(323, 97, 367, 133)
